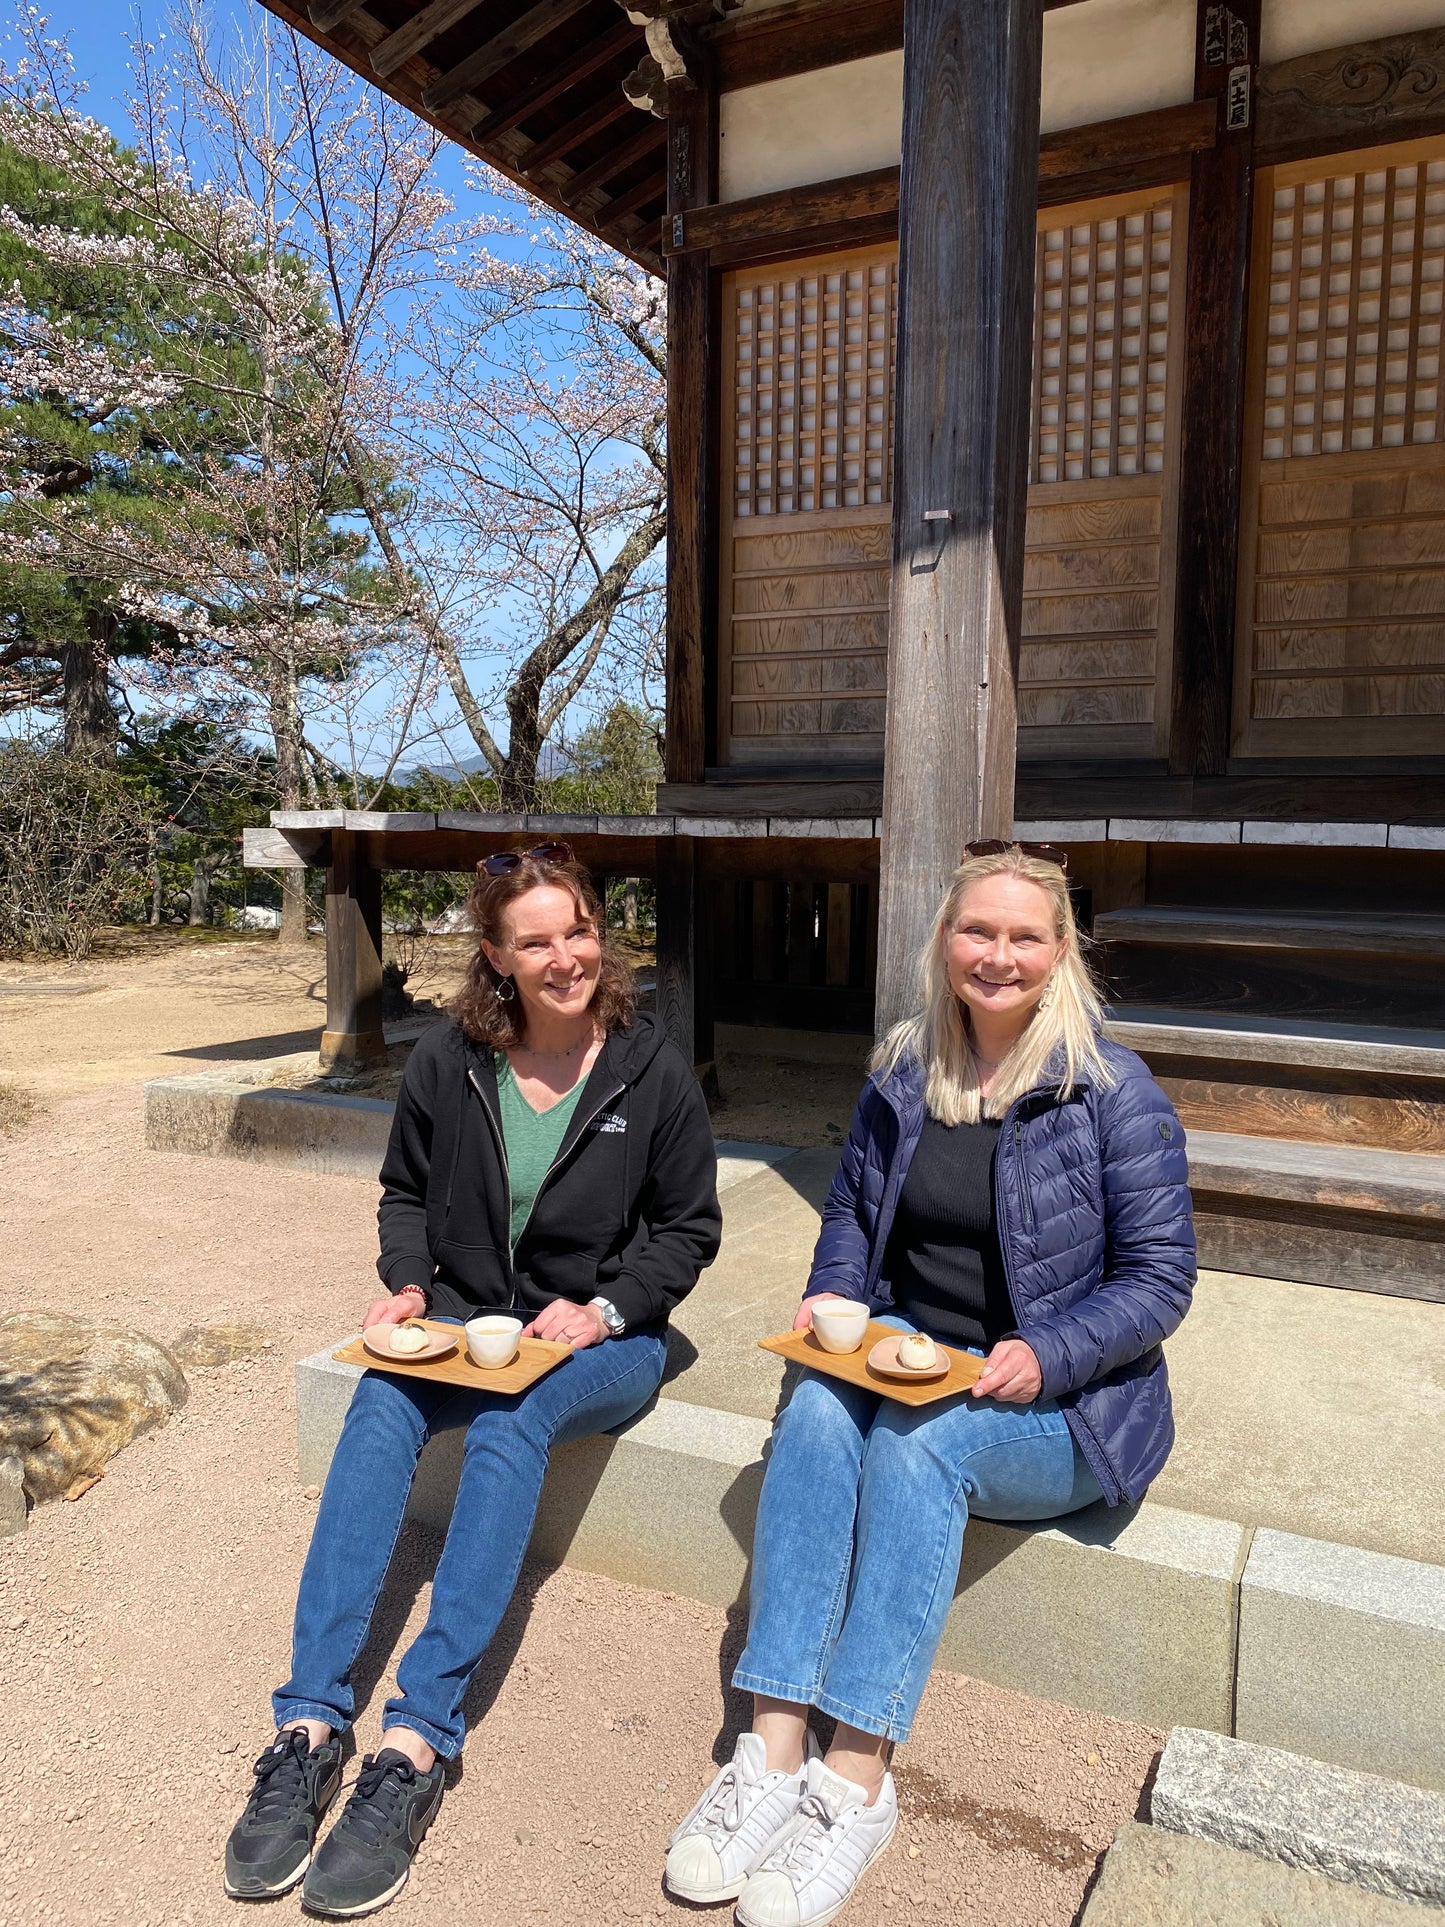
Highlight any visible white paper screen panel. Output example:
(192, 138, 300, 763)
(1236, 139, 1445, 757)
(1031, 199, 1176, 482)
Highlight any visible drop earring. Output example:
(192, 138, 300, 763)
(496, 977, 516, 1003)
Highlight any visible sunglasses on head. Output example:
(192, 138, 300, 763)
(480, 840, 574, 876)
(965, 838, 1069, 872)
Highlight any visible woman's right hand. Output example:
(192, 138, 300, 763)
(363, 1290, 425, 1331)
(793, 1292, 853, 1332)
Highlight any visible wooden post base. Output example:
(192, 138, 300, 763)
(318, 1028, 388, 1074)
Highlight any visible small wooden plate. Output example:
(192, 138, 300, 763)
(361, 1322, 458, 1364)
(758, 1321, 984, 1408)
(867, 1334, 951, 1382)
(335, 1321, 573, 1396)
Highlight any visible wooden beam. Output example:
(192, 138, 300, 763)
(422, 0, 594, 113)
(664, 57, 718, 788)
(462, 19, 636, 136)
(371, 0, 483, 77)
(656, 836, 713, 1069)
(1257, 24, 1445, 165)
(665, 101, 1217, 259)
(308, 0, 370, 32)
(1168, 0, 1260, 779)
(708, 0, 1089, 92)
(665, 164, 898, 256)
(875, 0, 1042, 1034)
(320, 829, 386, 1071)
(520, 93, 632, 175)
(556, 116, 666, 204)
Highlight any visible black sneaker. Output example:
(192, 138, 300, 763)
(224, 1728, 344, 1899)
(300, 1748, 445, 1918)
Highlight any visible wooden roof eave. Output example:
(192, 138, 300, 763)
(253, 0, 666, 273)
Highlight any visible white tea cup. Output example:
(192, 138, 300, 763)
(809, 1301, 871, 1354)
(466, 1314, 523, 1370)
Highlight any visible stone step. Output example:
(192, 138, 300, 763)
(1151, 1727, 1445, 1908)
(1080, 1823, 1425, 1927)
(293, 1351, 1445, 1796)
(1185, 1130, 1445, 1302)
(1106, 1006, 1445, 1158)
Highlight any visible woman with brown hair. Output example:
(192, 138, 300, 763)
(224, 844, 721, 1919)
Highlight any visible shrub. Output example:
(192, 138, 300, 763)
(0, 738, 152, 959)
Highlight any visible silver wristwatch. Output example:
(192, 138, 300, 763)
(589, 1295, 626, 1338)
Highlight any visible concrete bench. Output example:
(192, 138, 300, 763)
(293, 1348, 1445, 1794)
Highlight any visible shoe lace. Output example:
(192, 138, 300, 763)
(692, 1761, 757, 1839)
(333, 1754, 417, 1849)
(245, 1732, 310, 1825)
(770, 1793, 841, 1878)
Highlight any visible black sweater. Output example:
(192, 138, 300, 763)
(377, 1014, 722, 1328)
(881, 1114, 1013, 1351)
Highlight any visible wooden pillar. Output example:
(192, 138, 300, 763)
(1168, 0, 1260, 777)
(320, 829, 386, 1072)
(874, 0, 1044, 1035)
(663, 63, 718, 786)
(655, 834, 715, 1073)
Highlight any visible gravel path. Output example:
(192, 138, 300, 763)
(0, 956, 1163, 1927)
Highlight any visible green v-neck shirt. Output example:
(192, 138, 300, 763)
(496, 1055, 589, 1249)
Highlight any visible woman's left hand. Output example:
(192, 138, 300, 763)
(523, 1299, 609, 1348)
(971, 1338, 1043, 1403)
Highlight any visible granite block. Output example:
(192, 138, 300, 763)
(1153, 1726, 1445, 1906)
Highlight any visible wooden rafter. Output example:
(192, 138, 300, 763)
(595, 168, 666, 227)
(422, 0, 595, 113)
(559, 116, 666, 203)
(308, 0, 370, 32)
(466, 18, 636, 137)
(371, 0, 485, 78)
(521, 93, 633, 176)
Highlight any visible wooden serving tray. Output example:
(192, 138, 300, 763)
(759, 1322, 984, 1407)
(334, 1321, 573, 1395)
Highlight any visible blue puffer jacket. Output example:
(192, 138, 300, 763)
(805, 1038, 1197, 1505)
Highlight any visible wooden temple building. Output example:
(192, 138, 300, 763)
(248, 0, 1445, 1302)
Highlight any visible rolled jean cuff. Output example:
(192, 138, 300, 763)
(811, 1688, 912, 1745)
(272, 1699, 349, 1736)
(730, 1670, 817, 1711)
(381, 1711, 461, 1761)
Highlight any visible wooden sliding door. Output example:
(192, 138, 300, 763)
(1022, 183, 1187, 760)
(719, 246, 896, 769)
(1234, 137, 1445, 757)
(716, 184, 1187, 770)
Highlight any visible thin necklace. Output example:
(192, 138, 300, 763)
(518, 1031, 596, 1062)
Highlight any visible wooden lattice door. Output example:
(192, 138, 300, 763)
(719, 246, 897, 768)
(1234, 136, 1445, 756)
(716, 187, 1188, 770)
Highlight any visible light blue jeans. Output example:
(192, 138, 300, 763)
(273, 1326, 666, 1759)
(733, 1320, 1102, 1741)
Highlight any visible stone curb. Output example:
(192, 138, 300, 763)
(1237, 1529, 1445, 1793)
(1152, 1727, 1445, 1908)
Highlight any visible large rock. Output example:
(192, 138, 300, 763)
(169, 1323, 274, 1370)
(0, 1311, 188, 1506)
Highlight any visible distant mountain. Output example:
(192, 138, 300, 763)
(403, 743, 570, 782)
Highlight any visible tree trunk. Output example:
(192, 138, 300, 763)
(188, 857, 211, 927)
(270, 673, 310, 950)
(61, 625, 116, 762)
(149, 872, 163, 926)
(624, 878, 638, 933)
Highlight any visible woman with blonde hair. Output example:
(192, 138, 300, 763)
(666, 842, 1195, 1927)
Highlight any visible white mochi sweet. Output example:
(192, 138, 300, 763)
(896, 1332, 937, 1371)
(389, 1324, 430, 1355)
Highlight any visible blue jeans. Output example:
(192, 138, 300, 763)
(274, 1327, 666, 1759)
(734, 1322, 1101, 1742)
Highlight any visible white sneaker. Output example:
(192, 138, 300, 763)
(665, 1731, 818, 1904)
(736, 1757, 898, 1927)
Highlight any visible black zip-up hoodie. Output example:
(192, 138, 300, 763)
(376, 1012, 722, 1328)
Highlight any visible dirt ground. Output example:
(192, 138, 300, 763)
(0, 939, 1162, 1927)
